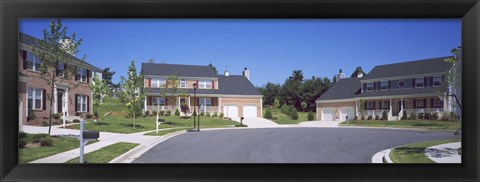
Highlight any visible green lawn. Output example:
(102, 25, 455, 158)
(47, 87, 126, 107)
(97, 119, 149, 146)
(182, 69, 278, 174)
(269, 109, 310, 124)
(389, 138, 461, 163)
(144, 127, 189, 136)
(66, 97, 238, 133)
(19, 134, 97, 163)
(339, 120, 461, 131)
(66, 142, 139, 163)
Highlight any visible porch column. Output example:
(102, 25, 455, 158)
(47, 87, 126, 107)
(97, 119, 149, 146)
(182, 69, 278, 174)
(54, 86, 58, 113)
(443, 96, 449, 112)
(177, 97, 181, 110)
(355, 100, 358, 116)
(188, 97, 191, 111)
(65, 88, 69, 116)
(218, 97, 222, 113)
(389, 98, 392, 112)
(400, 98, 403, 110)
(144, 96, 147, 111)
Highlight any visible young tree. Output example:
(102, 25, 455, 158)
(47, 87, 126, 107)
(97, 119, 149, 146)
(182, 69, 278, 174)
(31, 19, 85, 135)
(273, 98, 280, 114)
(301, 101, 308, 112)
(444, 47, 462, 126)
(89, 75, 109, 122)
(119, 61, 145, 128)
(159, 74, 187, 123)
(101, 67, 116, 91)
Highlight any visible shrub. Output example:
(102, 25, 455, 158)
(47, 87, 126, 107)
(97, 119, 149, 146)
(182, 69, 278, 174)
(200, 112, 205, 116)
(52, 113, 61, 119)
(19, 132, 26, 139)
(280, 104, 289, 114)
(235, 123, 248, 127)
(32, 134, 49, 143)
(424, 113, 431, 120)
(382, 110, 388, 120)
(264, 109, 273, 119)
(180, 116, 192, 119)
(361, 115, 365, 120)
(94, 110, 99, 117)
(38, 137, 53, 147)
(145, 110, 150, 116)
(287, 105, 296, 116)
(19, 139, 27, 148)
(174, 109, 180, 116)
(354, 116, 359, 120)
(408, 113, 417, 120)
(367, 115, 373, 120)
(73, 119, 80, 123)
(417, 113, 424, 120)
(219, 113, 224, 118)
(152, 110, 158, 116)
(86, 114, 93, 119)
(206, 112, 211, 117)
(142, 114, 147, 117)
(401, 110, 408, 120)
(27, 108, 36, 121)
(375, 115, 380, 120)
(165, 110, 172, 116)
(41, 121, 49, 126)
(212, 112, 218, 117)
(272, 116, 278, 120)
(291, 110, 299, 120)
(124, 113, 130, 118)
(307, 112, 315, 121)
(432, 112, 439, 120)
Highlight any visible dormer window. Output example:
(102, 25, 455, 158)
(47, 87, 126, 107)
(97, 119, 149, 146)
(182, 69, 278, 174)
(433, 76, 443, 86)
(415, 78, 424, 88)
(179, 80, 187, 88)
(381, 81, 388, 91)
(366, 83, 374, 92)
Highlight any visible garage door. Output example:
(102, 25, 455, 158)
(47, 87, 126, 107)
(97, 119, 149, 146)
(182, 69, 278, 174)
(243, 106, 257, 118)
(224, 105, 238, 118)
(340, 107, 355, 121)
(322, 108, 335, 121)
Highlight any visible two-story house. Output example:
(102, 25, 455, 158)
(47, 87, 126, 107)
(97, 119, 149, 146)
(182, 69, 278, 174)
(316, 56, 460, 121)
(142, 63, 263, 118)
(18, 33, 102, 127)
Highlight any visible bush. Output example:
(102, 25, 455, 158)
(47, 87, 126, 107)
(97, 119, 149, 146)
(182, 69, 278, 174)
(174, 109, 180, 116)
(354, 116, 359, 120)
(86, 114, 93, 119)
(382, 110, 388, 120)
(27, 108, 36, 121)
(145, 110, 150, 116)
(408, 113, 417, 120)
(307, 112, 315, 121)
(264, 109, 273, 119)
(401, 110, 408, 120)
(287, 105, 296, 116)
(19, 132, 26, 139)
(280, 104, 289, 114)
(41, 121, 49, 126)
(432, 112, 439, 120)
(291, 110, 299, 120)
(424, 113, 431, 120)
(38, 137, 53, 147)
(206, 112, 211, 117)
(417, 113, 424, 120)
(212, 112, 218, 117)
(165, 110, 172, 116)
(73, 119, 80, 123)
(361, 115, 365, 120)
(19, 139, 27, 148)
(199, 112, 205, 116)
(192, 110, 197, 117)
(52, 120, 61, 125)
(94, 110, 99, 118)
(32, 134, 49, 143)
(272, 116, 278, 120)
(375, 115, 380, 120)
(142, 114, 147, 117)
(152, 110, 158, 116)
(367, 115, 373, 120)
(235, 123, 248, 127)
(52, 113, 61, 119)
(219, 113, 224, 118)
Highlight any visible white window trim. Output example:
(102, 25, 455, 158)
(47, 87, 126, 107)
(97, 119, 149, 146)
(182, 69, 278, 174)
(415, 78, 424, 88)
(416, 99, 425, 109)
(77, 95, 88, 112)
(27, 87, 43, 110)
(382, 100, 390, 109)
(26, 51, 41, 72)
(180, 80, 187, 88)
(77, 68, 88, 83)
(199, 98, 212, 106)
(433, 76, 443, 87)
(199, 80, 212, 89)
(152, 97, 166, 106)
(366, 83, 374, 92)
(380, 81, 388, 91)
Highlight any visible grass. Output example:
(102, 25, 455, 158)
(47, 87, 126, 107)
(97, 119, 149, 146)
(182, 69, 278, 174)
(339, 120, 461, 131)
(144, 127, 189, 136)
(269, 109, 310, 124)
(19, 134, 97, 163)
(389, 138, 461, 163)
(66, 142, 139, 163)
(66, 97, 238, 134)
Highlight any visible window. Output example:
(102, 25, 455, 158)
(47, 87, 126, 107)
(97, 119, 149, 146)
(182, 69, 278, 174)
(77, 68, 87, 82)
(152, 97, 165, 106)
(199, 80, 212, 89)
(26, 51, 41, 71)
(366, 83, 374, 92)
(415, 78, 424, 88)
(382, 100, 390, 109)
(416, 99, 424, 109)
(433, 76, 443, 86)
(180, 80, 187, 88)
(57, 61, 65, 77)
(434, 99, 443, 108)
(367, 101, 374, 110)
(151, 79, 166, 88)
(381, 81, 388, 91)
(28, 87, 43, 110)
(199, 98, 212, 106)
(397, 80, 405, 87)
(76, 95, 88, 112)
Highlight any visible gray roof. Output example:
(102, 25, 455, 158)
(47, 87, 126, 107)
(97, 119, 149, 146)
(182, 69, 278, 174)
(19, 33, 102, 72)
(361, 57, 453, 80)
(142, 63, 217, 78)
(145, 75, 261, 96)
(317, 78, 361, 100)
(356, 86, 446, 98)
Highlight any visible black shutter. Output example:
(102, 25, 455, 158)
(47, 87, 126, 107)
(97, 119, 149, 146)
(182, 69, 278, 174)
(412, 78, 416, 88)
(364, 102, 367, 110)
(413, 99, 417, 109)
(362, 83, 366, 92)
(42, 89, 46, 110)
(430, 77, 434, 87)
(431, 98, 434, 108)
(87, 70, 91, 83)
(379, 101, 382, 110)
(87, 96, 90, 112)
(424, 99, 427, 109)
(22, 50, 28, 69)
(424, 77, 428, 87)
(388, 81, 391, 90)
(75, 94, 78, 112)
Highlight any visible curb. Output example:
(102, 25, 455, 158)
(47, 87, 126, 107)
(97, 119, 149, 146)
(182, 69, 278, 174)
(339, 125, 457, 132)
(371, 149, 393, 163)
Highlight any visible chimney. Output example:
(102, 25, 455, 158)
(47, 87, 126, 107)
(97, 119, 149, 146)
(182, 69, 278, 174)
(59, 39, 75, 55)
(242, 67, 250, 80)
(336, 69, 345, 80)
(224, 66, 229, 76)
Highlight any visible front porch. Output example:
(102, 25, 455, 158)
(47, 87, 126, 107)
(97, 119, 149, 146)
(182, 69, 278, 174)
(145, 96, 221, 114)
(357, 96, 448, 121)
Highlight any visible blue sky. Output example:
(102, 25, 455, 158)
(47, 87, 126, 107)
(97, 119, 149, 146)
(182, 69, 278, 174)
(19, 19, 461, 86)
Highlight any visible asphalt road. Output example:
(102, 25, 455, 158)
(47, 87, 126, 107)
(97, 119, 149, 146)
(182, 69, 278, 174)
(133, 128, 460, 163)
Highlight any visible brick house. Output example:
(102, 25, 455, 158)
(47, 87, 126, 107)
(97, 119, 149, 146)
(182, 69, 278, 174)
(18, 33, 102, 127)
(142, 63, 263, 118)
(316, 55, 461, 121)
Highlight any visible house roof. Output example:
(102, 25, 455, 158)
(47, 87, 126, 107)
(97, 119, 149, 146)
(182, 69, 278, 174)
(142, 63, 217, 78)
(360, 57, 453, 80)
(19, 32, 102, 72)
(317, 78, 361, 101)
(356, 86, 446, 98)
(145, 75, 261, 96)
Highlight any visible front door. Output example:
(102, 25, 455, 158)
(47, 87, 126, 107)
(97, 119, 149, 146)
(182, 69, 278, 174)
(57, 89, 64, 113)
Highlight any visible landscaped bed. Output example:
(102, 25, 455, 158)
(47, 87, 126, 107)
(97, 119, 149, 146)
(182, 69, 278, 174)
(19, 133, 97, 163)
(66, 142, 139, 163)
(339, 120, 461, 131)
(389, 138, 461, 163)
(267, 109, 310, 124)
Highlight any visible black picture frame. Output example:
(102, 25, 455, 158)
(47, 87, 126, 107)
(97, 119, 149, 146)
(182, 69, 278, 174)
(1, 0, 479, 181)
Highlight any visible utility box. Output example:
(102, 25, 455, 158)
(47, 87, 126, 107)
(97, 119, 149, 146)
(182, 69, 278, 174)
(83, 130, 99, 140)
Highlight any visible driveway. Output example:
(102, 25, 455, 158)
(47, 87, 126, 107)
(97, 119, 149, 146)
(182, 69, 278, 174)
(133, 128, 459, 163)
(233, 117, 281, 128)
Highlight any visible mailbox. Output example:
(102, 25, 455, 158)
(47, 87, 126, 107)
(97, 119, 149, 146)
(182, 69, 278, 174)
(157, 118, 165, 123)
(83, 130, 99, 140)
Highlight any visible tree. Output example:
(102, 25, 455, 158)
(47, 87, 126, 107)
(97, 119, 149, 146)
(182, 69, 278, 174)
(119, 61, 145, 128)
(31, 19, 85, 135)
(301, 101, 307, 112)
(257, 82, 282, 106)
(273, 98, 280, 114)
(159, 74, 187, 124)
(101, 67, 116, 89)
(332, 75, 337, 84)
(350, 66, 366, 78)
(89, 75, 109, 122)
(444, 47, 462, 126)
(208, 63, 218, 74)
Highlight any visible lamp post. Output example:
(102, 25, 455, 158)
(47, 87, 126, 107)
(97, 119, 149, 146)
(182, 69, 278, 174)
(193, 83, 197, 130)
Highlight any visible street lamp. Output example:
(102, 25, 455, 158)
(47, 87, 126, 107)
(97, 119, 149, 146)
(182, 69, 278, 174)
(193, 83, 198, 130)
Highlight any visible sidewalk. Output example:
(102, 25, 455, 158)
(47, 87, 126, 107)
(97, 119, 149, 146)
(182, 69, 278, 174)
(424, 142, 461, 163)
(23, 125, 160, 163)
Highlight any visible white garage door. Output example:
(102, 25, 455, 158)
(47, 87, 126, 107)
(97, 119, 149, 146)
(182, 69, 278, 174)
(224, 105, 238, 118)
(322, 108, 335, 121)
(243, 106, 257, 118)
(340, 107, 355, 121)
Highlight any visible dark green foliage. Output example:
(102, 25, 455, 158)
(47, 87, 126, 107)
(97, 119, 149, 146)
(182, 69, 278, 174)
(432, 113, 439, 120)
(19, 132, 26, 139)
(212, 112, 218, 117)
(264, 109, 273, 119)
(200, 112, 205, 116)
(417, 113, 424, 120)
(145, 110, 150, 116)
(235, 123, 248, 127)
(375, 115, 380, 120)
(408, 113, 417, 120)
(165, 110, 172, 116)
(86, 114, 93, 119)
(307, 112, 315, 121)
(272, 116, 277, 120)
(291, 110, 299, 120)
(174, 109, 180, 116)
(424, 113, 432, 120)
(401, 110, 408, 120)
(367, 115, 373, 120)
(361, 115, 365, 120)
(39, 137, 53, 147)
(179, 116, 192, 119)
(219, 113, 224, 118)
(192, 110, 197, 117)
(206, 112, 211, 117)
(73, 119, 80, 123)
(19, 139, 27, 148)
(27, 108, 36, 121)
(32, 134, 49, 143)
(382, 110, 388, 120)
(280, 104, 289, 114)
(52, 113, 61, 119)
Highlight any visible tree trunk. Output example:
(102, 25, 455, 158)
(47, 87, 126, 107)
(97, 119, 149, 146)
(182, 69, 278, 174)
(133, 112, 136, 128)
(48, 84, 54, 135)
